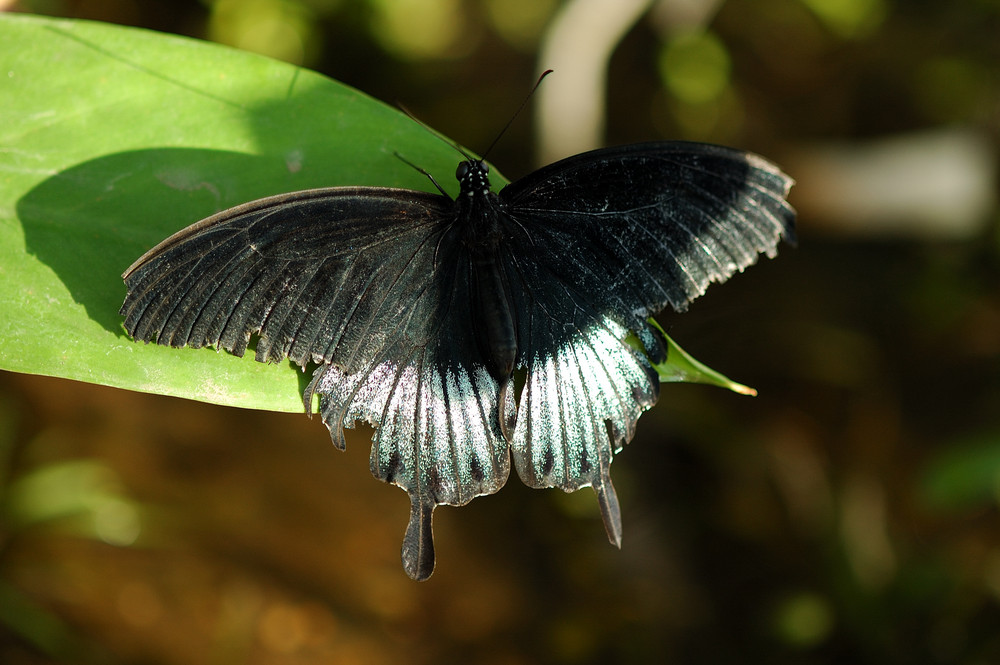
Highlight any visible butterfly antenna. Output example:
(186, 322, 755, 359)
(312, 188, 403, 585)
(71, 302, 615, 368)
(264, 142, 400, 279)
(394, 69, 552, 176)
(394, 151, 450, 196)
(397, 103, 475, 161)
(480, 69, 553, 162)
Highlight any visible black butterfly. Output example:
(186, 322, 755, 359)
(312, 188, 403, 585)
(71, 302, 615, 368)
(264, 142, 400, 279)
(120, 140, 794, 580)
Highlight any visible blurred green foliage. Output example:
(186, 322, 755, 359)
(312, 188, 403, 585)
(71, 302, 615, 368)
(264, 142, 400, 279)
(2, 0, 1000, 664)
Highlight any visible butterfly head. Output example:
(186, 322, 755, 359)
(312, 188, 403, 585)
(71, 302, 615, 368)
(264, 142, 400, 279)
(456, 159, 492, 198)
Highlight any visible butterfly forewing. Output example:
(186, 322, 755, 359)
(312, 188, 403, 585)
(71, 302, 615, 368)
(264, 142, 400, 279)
(499, 142, 795, 319)
(122, 188, 449, 369)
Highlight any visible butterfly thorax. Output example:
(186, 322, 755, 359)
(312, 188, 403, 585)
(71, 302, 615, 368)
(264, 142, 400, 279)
(454, 160, 506, 253)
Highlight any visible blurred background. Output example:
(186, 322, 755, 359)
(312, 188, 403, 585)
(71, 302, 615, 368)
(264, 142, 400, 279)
(2, 0, 1000, 663)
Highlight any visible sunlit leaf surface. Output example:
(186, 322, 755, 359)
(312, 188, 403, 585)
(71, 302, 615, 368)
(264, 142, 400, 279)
(0, 14, 480, 412)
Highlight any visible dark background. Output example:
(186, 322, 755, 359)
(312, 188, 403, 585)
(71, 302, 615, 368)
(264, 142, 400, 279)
(2, 0, 999, 663)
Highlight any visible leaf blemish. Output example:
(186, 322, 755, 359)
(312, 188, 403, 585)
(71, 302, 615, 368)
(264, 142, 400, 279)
(155, 168, 221, 203)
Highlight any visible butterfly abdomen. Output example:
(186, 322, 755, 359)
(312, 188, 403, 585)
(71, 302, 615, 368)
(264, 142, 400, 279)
(471, 252, 517, 381)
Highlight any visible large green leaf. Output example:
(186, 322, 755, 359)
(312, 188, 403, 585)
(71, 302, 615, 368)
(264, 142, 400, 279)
(0, 14, 470, 412)
(0, 14, 751, 414)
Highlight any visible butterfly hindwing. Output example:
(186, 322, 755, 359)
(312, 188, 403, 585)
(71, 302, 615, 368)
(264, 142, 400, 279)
(303, 232, 512, 580)
(496, 237, 660, 544)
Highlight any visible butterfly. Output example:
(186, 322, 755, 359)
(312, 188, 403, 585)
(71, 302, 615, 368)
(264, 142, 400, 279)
(120, 139, 795, 580)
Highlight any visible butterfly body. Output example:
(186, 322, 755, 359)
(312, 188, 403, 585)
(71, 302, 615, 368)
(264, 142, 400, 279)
(450, 160, 522, 421)
(121, 141, 795, 580)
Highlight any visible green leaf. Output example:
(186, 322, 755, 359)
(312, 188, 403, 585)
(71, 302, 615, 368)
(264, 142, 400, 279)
(0, 14, 468, 413)
(919, 432, 1000, 513)
(648, 319, 756, 395)
(0, 14, 752, 414)
(626, 319, 756, 395)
